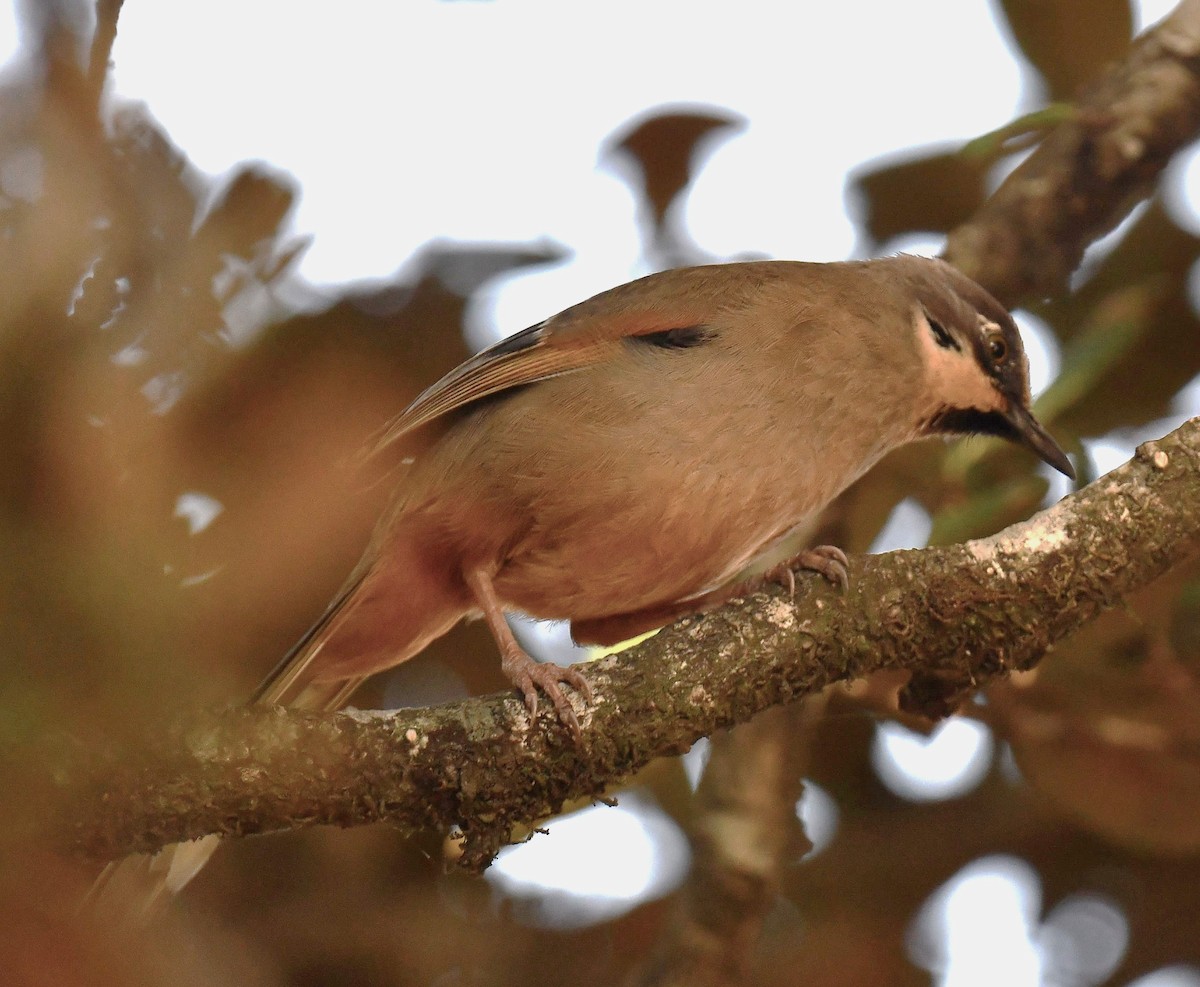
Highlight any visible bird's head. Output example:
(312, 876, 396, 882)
(896, 257, 1075, 480)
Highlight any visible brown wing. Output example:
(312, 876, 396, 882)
(365, 311, 718, 456)
(364, 262, 782, 456)
(366, 319, 609, 454)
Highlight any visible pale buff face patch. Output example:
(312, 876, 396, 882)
(912, 307, 1008, 421)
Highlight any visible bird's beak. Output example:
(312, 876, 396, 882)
(1006, 403, 1075, 480)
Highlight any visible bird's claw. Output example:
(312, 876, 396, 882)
(762, 544, 850, 596)
(502, 647, 593, 741)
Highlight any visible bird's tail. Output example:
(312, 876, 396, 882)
(248, 565, 371, 708)
(87, 566, 373, 921)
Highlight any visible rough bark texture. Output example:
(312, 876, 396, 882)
(945, 0, 1200, 305)
(59, 421, 1200, 871)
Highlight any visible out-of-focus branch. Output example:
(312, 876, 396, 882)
(628, 702, 821, 987)
(59, 420, 1200, 871)
(945, 0, 1200, 305)
(86, 0, 124, 108)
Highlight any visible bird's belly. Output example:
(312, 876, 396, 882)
(492, 476, 815, 621)
(453, 358, 894, 623)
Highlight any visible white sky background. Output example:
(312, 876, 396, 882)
(0, 1, 1153, 315)
(109, 0, 1029, 293)
(0, 2, 1188, 292)
(95, 0, 1194, 363)
(0, 0, 1186, 327)
(1, 0, 1197, 975)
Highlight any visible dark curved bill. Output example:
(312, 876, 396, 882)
(1007, 404, 1075, 480)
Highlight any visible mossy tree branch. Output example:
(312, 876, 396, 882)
(60, 420, 1200, 871)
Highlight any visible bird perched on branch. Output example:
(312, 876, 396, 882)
(255, 254, 1072, 730)
(96, 254, 1073, 906)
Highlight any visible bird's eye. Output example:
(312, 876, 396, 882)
(988, 334, 1008, 363)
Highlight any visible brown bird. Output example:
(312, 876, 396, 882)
(252, 255, 1072, 727)
(96, 255, 1073, 905)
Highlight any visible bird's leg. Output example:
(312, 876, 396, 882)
(464, 567, 593, 739)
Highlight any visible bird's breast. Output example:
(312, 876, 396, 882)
(481, 395, 869, 619)
(409, 331, 916, 624)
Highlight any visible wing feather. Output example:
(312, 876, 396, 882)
(367, 286, 725, 456)
(366, 321, 619, 455)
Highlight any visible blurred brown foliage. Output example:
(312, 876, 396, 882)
(3, 2, 1200, 986)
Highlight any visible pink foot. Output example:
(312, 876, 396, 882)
(759, 544, 850, 597)
(501, 646, 594, 741)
